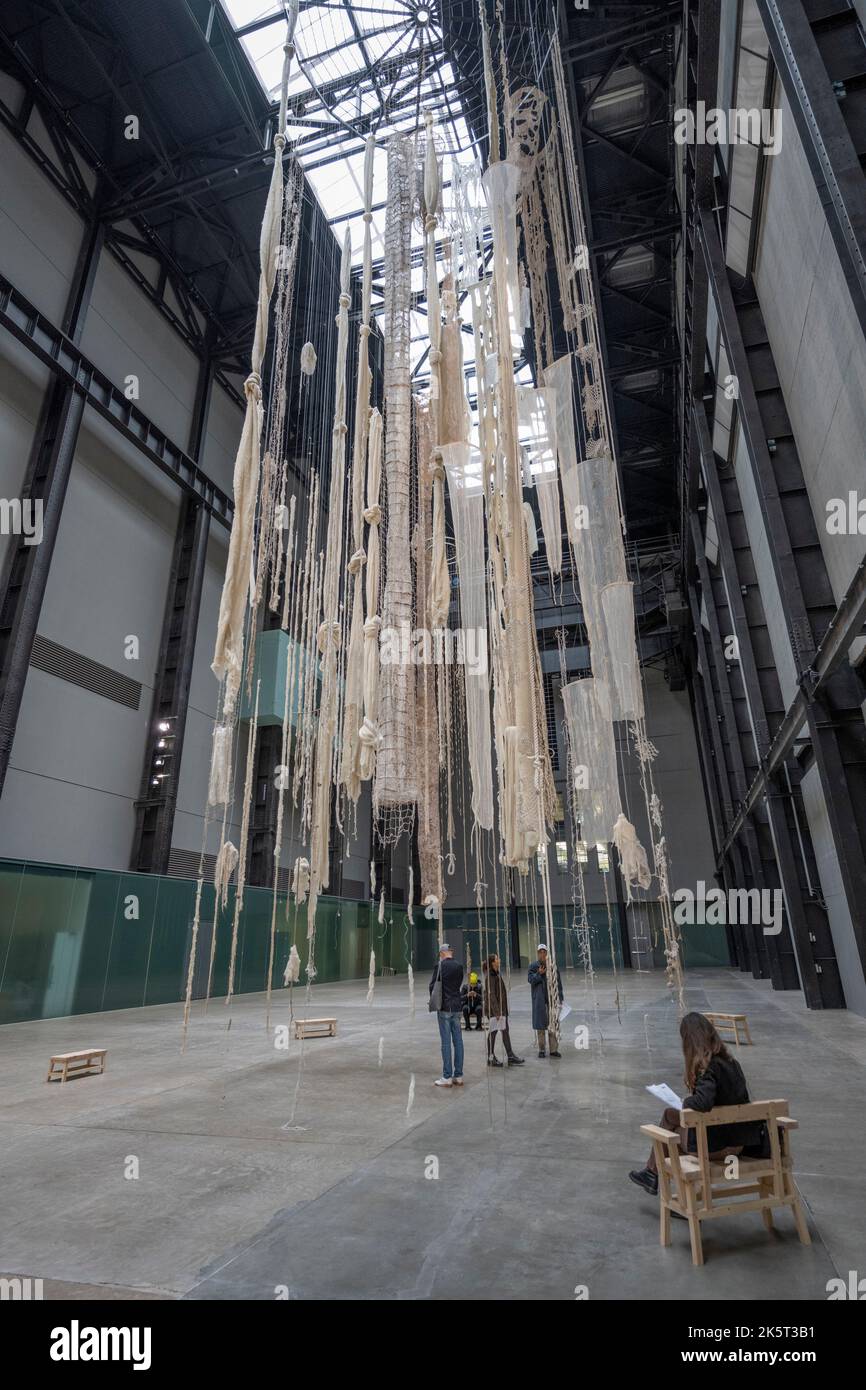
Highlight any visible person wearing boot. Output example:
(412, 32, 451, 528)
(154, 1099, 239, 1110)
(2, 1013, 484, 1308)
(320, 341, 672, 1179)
(528, 944, 563, 1057)
(483, 954, 524, 1067)
(461, 973, 484, 1031)
(629, 1012, 767, 1196)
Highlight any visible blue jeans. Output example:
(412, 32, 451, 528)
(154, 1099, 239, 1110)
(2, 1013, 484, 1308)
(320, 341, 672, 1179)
(437, 1010, 464, 1079)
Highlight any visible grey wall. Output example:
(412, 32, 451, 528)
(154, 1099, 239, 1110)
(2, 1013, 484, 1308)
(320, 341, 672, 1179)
(0, 98, 248, 872)
(442, 665, 717, 918)
(754, 87, 866, 612)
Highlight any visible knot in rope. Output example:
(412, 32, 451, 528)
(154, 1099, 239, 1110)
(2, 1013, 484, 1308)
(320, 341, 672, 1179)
(244, 372, 262, 401)
(274, 134, 286, 152)
(317, 620, 341, 653)
(339, 292, 351, 309)
(359, 324, 371, 339)
(348, 549, 366, 575)
(363, 504, 382, 526)
(429, 349, 442, 366)
(425, 215, 437, 233)
(431, 463, 445, 483)
(363, 615, 382, 637)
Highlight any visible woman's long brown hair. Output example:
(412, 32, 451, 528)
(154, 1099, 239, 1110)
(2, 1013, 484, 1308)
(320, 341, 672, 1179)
(680, 1012, 730, 1090)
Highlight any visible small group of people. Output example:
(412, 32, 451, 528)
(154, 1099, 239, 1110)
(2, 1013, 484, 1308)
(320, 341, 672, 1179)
(629, 1011, 770, 1198)
(429, 942, 564, 1088)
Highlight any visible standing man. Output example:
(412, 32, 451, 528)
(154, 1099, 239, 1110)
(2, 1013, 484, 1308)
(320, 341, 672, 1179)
(430, 943, 465, 1087)
(528, 943, 562, 1059)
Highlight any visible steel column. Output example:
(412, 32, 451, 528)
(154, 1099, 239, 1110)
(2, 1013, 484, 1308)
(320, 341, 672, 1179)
(695, 404, 833, 1006)
(0, 211, 104, 795)
(690, 510, 790, 984)
(700, 208, 866, 995)
(131, 348, 215, 873)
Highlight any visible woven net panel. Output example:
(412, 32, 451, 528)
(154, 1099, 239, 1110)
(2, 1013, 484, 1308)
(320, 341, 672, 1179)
(415, 401, 444, 903)
(566, 452, 627, 662)
(561, 677, 621, 845)
(517, 386, 562, 579)
(441, 441, 494, 831)
(600, 580, 644, 721)
(375, 134, 417, 840)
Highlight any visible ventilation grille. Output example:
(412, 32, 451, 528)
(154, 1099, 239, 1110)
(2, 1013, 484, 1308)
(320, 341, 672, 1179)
(340, 877, 365, 901)
(168, 848, 294, 894)
(31, 634, 141, 710)
(168, 848, 217, 881)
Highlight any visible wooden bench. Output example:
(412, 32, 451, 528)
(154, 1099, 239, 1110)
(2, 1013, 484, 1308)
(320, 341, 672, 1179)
(641, 1099, 810, 1266)
(705, 1011, 752, 1045)
(293, 1017, 337, 1040)
(47, 1049, 106, 1083)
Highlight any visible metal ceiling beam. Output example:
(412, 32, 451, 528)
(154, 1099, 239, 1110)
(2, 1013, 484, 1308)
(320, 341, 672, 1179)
(0, 274, 233, 526)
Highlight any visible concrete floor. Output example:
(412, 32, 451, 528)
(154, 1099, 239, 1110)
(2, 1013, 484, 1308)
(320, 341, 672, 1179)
(1, 967, 863, 1300)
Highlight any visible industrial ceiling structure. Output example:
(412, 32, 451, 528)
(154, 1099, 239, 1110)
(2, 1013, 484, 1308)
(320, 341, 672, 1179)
(0, 0, 684, 538)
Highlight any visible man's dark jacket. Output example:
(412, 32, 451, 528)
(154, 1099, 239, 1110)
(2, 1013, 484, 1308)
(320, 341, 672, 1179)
(429, 958, 464, 1013)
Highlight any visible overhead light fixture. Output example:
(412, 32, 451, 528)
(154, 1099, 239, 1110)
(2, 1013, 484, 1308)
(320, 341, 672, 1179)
(416, 5, 431, 24)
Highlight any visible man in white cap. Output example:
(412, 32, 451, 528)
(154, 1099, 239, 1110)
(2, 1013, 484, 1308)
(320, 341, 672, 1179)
(528, 943, 562, 1058)
(429, 943, 465, 1087)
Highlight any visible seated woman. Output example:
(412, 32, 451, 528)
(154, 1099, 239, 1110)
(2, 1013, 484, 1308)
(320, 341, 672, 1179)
(629, 1011, 767, 1197)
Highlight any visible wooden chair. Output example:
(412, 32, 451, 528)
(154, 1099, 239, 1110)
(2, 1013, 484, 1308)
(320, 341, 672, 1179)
(641, 1099, 810, 1266)
(705, 1011, 752, 1045)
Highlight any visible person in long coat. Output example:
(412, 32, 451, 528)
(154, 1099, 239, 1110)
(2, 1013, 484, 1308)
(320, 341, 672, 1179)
(483, 954, 524, 1067)
(528, 943, 562, 1058)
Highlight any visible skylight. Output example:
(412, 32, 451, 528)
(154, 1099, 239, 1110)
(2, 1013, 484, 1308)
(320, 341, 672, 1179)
(219, 2, 527, 388)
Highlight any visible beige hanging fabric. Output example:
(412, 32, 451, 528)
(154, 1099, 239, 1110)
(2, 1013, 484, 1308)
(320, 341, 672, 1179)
(561, 677, 621, 846)
(214, 839, 238, 911)
(485, 156, 551, 869)
(341, 135, 376, 804)
(359, 407, 383, 782)
(307, 228, 352, 938)
(415, 402, 445, 906)
(211, 47, 291, 716)
(424, 119, 451, 634)
(375, 135, 417, 831)
(612, 812, 652, 902)
(481, 160, 523, 352)
(440, 441, 494, 831)
(517, 385, 561, 579)
(543, 353, 582, 556)
(208, 723, 233, 805)
(600, 580, 644, 721)
(568, 452, 627, 660)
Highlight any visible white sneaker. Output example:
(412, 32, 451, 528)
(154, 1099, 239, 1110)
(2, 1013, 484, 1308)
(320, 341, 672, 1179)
(434, 1077, 453, 1087)
(452, 1077, 464, 1086)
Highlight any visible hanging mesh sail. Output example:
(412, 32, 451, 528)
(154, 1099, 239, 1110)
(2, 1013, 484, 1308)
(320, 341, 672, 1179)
(600, 580, 644, 721)
(441, 441, 494, 831)
(568, 453, 627, 660)
(517, 385, 561, 579)
(375, 134, 417, 837)
(415, 402, 444, 906)
(481, 160, 523, 353)
(543, 353, 580, 541)
(307, 228, 353, 937)
(561, 677, 621, 845)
